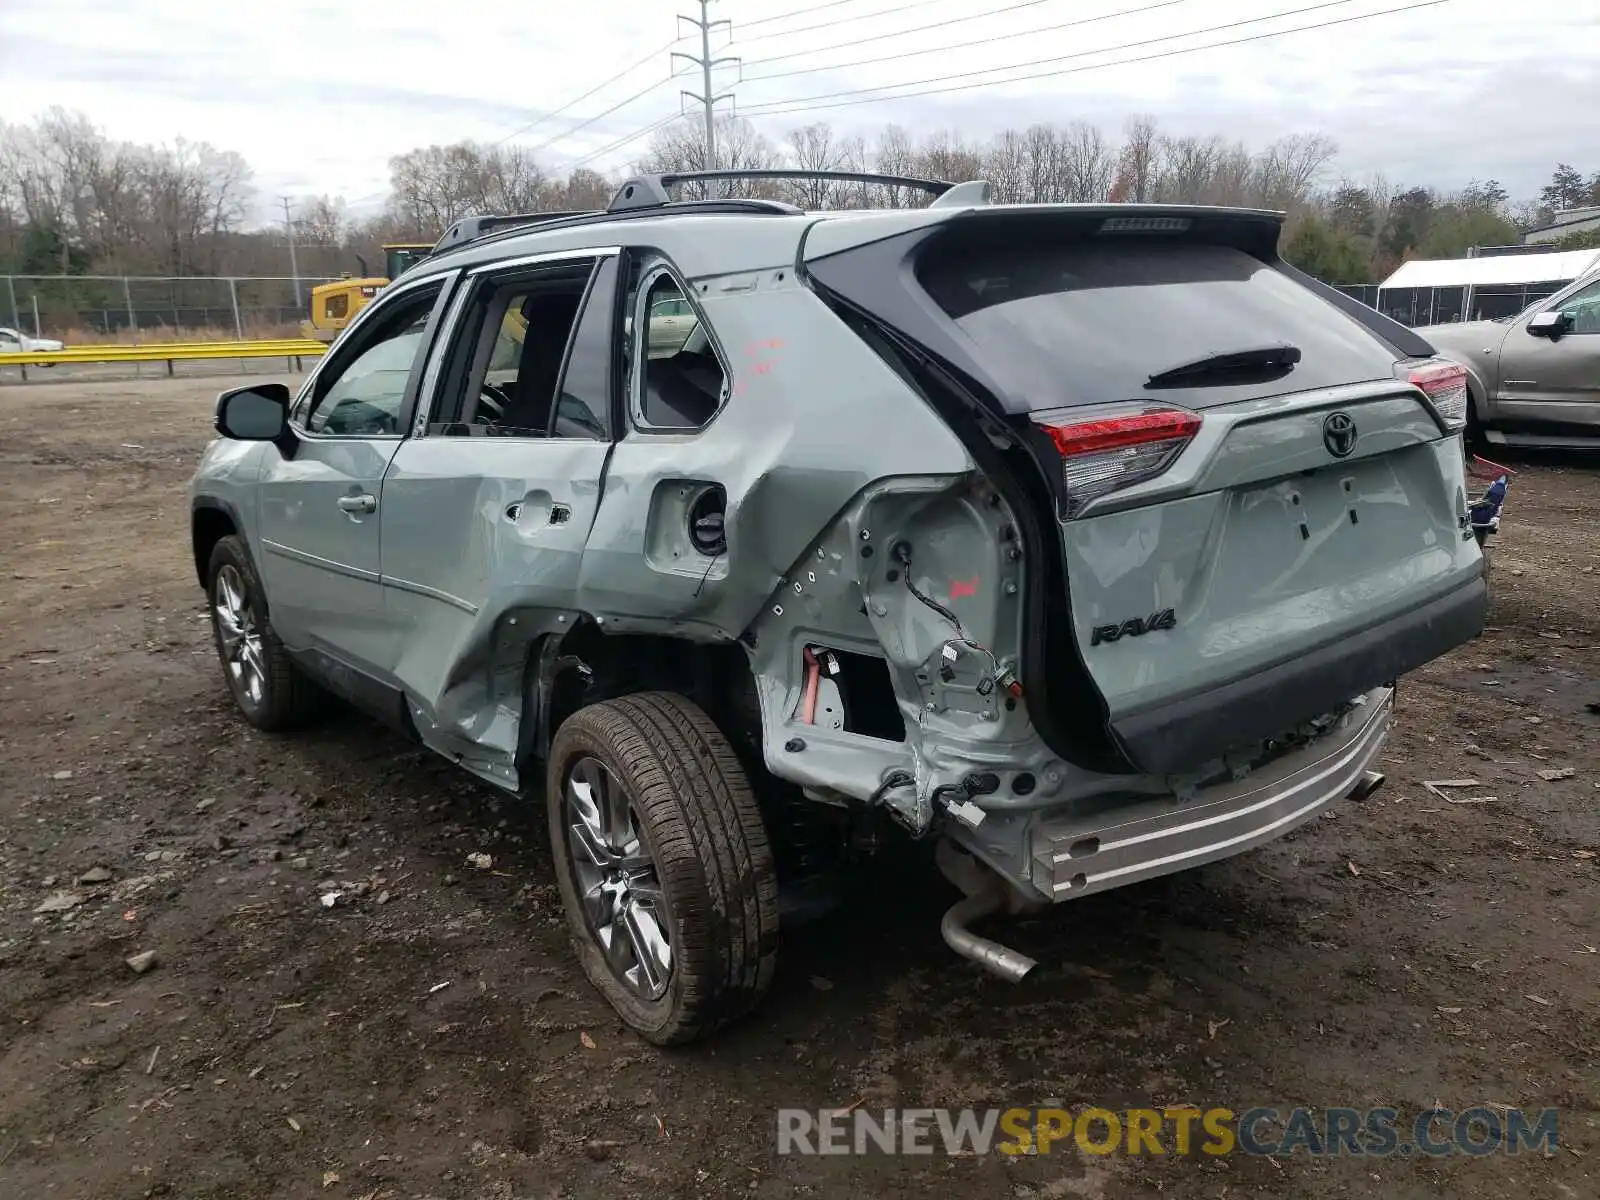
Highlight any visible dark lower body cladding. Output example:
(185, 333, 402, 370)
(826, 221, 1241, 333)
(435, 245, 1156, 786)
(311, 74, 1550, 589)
(1113, 574, 1488, 777)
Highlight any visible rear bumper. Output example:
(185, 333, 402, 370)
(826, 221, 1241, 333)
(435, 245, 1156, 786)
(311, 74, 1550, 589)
(1031, 685, 1395, 898)
(1112, 573, 1485, 776)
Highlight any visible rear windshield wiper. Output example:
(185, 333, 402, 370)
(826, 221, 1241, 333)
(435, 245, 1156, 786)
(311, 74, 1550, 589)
(1144, 343, 1302, 388)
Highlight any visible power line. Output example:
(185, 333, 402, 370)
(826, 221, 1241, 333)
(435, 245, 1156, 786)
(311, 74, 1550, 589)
(742, 0, 1065, 67)
(741, 0, 1358, 103)
(738, 0, 874, 30)
(745, 0, 1194, 80)
(524, 69, 687, 155)
(730, 0, 940, 42)
(493, 35, 685, 147)
(568, 114, 684, 170)
(737, 0, 1445, 115)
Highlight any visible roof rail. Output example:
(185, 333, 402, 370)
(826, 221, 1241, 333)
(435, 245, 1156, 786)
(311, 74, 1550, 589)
(608, 169, 957, 213)
(431, 210, 601, 255)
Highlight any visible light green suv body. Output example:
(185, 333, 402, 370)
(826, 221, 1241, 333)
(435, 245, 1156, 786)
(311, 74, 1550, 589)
(188, 171, 1488, 1043)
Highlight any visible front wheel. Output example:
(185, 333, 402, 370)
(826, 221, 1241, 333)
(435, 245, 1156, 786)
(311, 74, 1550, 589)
(205, 535, 323, 730)
(546, 692, 779, 1045)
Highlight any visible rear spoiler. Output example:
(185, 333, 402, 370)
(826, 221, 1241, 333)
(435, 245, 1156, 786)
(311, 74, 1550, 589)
(800, 202, 1288, 265)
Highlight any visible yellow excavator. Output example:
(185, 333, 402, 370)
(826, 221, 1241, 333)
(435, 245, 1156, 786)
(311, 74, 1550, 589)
(302, 243, 434, 342)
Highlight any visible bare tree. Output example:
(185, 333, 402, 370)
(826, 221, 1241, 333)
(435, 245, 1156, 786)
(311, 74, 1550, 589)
(832, 133, 871, 208)
(983, 128, 1029, 204)
(782, 122, 851, 209)
(637, 115, 781, 200)
(1113, 114, 1161, 202)
(0, 100, 1491, 296)
(1060, 120, 1115, 202)
(386, 141, 548, 230)
(867, 124, 920, 207)
(914, 130, 984, 188)
(293, 195, 348, 248)
(556, 167, 615, 211)
(1252, 133, 1338, 211)
(1021, 124, 1064, 203)
(1208, 140, 1254, 205)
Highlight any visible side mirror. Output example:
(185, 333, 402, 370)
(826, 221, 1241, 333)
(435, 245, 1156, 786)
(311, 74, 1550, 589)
(215, 382, 290, 440)
(1527, 310, 1572, 339)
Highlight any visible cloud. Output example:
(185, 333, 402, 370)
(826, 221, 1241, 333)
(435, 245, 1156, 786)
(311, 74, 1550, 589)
(0, 0, 1596, 220)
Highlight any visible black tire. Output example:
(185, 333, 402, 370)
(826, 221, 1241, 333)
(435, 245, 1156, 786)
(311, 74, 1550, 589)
(1464, 384, 1487, 452)
(205, 535, 324, 731)
(546, 691, 779, 1045)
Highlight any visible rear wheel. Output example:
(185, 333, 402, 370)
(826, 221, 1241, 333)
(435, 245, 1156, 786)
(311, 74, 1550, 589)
(546, 691, 779, 1045)
(206, 535, 323, 730)
(1464, 383, 1487, 452)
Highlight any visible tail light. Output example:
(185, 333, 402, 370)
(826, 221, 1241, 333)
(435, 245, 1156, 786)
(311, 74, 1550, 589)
(1401, 359, 1469, 430)
(1032, 407, 1202, 517)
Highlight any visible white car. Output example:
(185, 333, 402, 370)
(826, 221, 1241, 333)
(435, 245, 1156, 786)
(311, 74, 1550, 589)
(0, 326, 65, 355)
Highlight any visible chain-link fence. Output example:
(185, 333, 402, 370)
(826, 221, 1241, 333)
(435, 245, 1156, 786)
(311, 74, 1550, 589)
(1332, 283, 1380, 309)
(2, 274, 340, 340)
(0, 273, 1559, 343)
(1334, 281, 1568, 327)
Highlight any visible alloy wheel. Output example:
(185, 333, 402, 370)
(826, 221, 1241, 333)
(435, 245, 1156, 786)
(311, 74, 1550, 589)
(563, 755, 674, 1000)
(213, 563, 266, 708)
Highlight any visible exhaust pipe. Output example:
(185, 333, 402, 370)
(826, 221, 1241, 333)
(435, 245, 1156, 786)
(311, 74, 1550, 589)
(1348, 770, 1386, 801)
(940, 889, 1038, 983)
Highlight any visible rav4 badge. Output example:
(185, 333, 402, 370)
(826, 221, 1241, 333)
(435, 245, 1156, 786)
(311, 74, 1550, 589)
(1090, 608, 1178, 646)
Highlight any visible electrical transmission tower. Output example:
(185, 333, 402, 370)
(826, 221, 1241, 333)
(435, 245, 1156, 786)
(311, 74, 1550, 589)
(673, 0, 739, 185)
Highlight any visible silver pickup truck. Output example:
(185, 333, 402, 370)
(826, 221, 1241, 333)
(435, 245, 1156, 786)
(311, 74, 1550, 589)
(1418, 268, 1600, 449)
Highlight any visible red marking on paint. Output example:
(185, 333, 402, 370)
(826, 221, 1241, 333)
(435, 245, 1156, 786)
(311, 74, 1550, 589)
(754, 362, 773, 375)
(950, 577, 979, 601)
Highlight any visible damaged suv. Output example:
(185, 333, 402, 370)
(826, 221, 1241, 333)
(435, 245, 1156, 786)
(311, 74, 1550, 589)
(188, 170, 1488, 1043)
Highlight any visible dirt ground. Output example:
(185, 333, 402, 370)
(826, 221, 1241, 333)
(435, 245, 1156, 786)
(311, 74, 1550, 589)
(1, 373, 1596, 1200)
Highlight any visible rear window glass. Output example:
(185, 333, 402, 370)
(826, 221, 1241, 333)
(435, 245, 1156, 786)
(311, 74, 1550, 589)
(916, 241, 1401, 411)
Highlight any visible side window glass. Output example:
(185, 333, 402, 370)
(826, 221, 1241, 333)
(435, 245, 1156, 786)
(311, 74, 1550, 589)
(447, 263, 594, 437)
(1555, 279, 1600, 334)
(550, 257, 618, 440)
(633, 271, 727, 431)
(303, 290, 438, 436)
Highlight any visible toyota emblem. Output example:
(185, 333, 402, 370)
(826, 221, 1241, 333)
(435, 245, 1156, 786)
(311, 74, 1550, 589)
(1322, 411, 1358, 458)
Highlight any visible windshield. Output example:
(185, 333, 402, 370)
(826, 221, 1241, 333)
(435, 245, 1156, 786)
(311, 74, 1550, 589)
(1497, 271, 1600, 322)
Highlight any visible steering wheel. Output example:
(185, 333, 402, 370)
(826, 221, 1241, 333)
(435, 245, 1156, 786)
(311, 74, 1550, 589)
(476, 381, 515, 425)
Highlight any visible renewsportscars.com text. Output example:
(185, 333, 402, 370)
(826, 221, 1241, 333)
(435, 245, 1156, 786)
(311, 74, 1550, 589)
(776, 1105, 1558, 1158)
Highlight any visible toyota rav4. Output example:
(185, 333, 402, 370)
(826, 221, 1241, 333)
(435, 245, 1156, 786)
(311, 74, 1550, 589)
(187, 170, 1488, 1044)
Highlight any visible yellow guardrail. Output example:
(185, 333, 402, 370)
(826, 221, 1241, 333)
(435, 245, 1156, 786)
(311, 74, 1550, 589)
(0, 338, 327, 375)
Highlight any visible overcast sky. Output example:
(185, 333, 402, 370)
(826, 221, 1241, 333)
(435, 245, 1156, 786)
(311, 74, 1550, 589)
(1, 0, 1596, 223)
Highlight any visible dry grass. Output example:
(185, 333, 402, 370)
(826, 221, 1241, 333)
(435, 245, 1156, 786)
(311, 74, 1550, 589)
(55, 321, 303, 346)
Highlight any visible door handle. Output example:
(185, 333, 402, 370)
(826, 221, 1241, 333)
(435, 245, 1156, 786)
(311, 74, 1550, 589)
(337, 493, 377, 514)
(504, 500, 572, 524)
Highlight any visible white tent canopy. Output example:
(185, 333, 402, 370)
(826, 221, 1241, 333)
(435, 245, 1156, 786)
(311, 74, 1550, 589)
(1379, 248, 1600, 291)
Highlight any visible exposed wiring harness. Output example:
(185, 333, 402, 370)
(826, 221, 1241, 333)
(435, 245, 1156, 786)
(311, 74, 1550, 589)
(866, 769, 915, 808)
(800, 646, 821, 724)
(890, 539, 1001, 677)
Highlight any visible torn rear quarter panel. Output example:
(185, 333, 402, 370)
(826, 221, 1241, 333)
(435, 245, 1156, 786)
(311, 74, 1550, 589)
(568, 276, 972, 634)
(745, 472, 1063, 834)
(383, 274, 989, 788)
